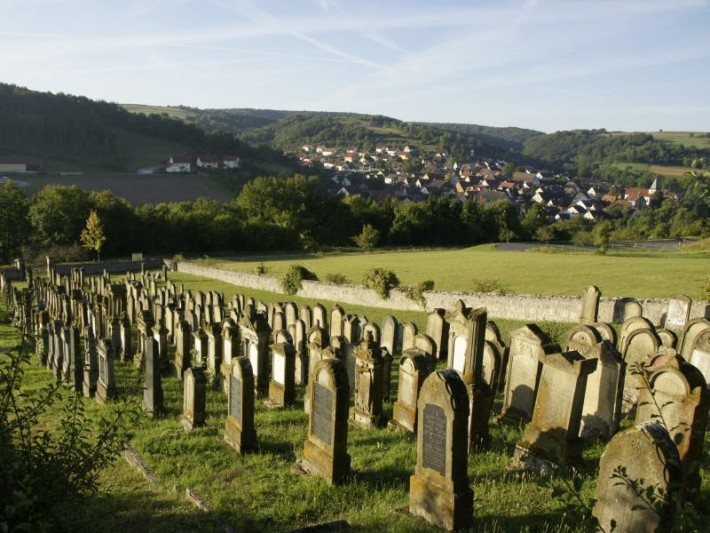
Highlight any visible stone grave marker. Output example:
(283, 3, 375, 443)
(224, 357, 257, 454)
(591, 322, 617, 347)
(510, 350, 597, 472)
(298, 358, 350, 485)
(593, 423, 681, 533)
(269, 342, 296, 407)
(174, 319, 191, 378)
(293, 319, 308, 386)
(82, 327, 98, 398)
(635, 354, 709, 500)
(239, 313, 271, 397)
(578, 340, 625, 440)
(299, 305, 312, 331)
(220, 319, 239, 391)
(182, 367, 207, 431)
(380, 315, 398, 355)
(578, 285, 601, 325)
(664, 294, 692, 332)
(656, 328, 677, 349)
(425, 308, 449, 360)
(680, 318, 710, 360)
(312, 303, 327, 330)
(204, 322, 223, 378)
(95, 339, 117, 404)
(350, 333, 387, 428)
(620, 327, 661, 412)
(390, 335, 437, 432)
(142, 338, 164, 417)
(401, 321, 418, 352)
(500, 324, 551, 423)
(689, 330, 710, 389)
(191, 327, 208, 367)
(120, 315, 133, 362)
(329, 305, 344, 339)
(409, 369, 473, 531)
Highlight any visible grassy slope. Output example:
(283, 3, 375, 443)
(197, 244, 710, 300)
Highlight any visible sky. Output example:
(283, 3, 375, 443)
(1, 0, 710, 133)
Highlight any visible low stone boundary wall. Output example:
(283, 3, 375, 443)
(174, 261, 709, 324)
(51, 259, 164, 276)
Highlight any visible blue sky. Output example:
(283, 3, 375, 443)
(2, 0, 709, 133)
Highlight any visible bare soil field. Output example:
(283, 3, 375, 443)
(11, 172, 234, 205)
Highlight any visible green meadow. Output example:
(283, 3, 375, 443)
(196, 243, 710, 300)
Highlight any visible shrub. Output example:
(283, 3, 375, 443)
(362, 268, 399, 299)
(471, 279, 510, 295)
(280, 264, 317, 295)
(0, 338, 139, 530)
(401, 279, 435, 307)
(352, 224, 380, 250)
(255, 263, 268, 276)
(325, 273, 349, 285)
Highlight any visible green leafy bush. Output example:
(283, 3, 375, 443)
(325, 273, 349, 285)
(255, 263, 268, 276)
(471, 279, 510, 295)
(401, 280, 435, 307)
(362, 268, 399, 299)
(280, 264, 317, 295)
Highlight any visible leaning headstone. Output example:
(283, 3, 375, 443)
(592, 423, 682, 533)
(635, 354, 709, 500)
(578, 285, 601, 325)
(510, 350, 597, 473)
(181, 367, 207, 431)
(664, 294, 692, 333)
(269, 342, 296, 407)
(142, 338, 164, 417)
(95, 339, 117, 404)
(680, 318, 710, 360)
(390, 339, 437, 432)
(425, 308, 448, 360)
(500, 325, 551, 423)
(409, 369, 473, 531)
(224, 357, 257, 454)
(298, 358, 350, 485)
(620, 328, 661, 412)
(350, 333, 387, 428)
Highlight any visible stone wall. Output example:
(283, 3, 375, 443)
(51, 259, 165, 276)
(174, 261, 709, 325)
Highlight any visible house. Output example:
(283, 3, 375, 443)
(0, 156, 44, 173)
(166, 155, 191, 173)
(197, 155, 220, 169)
(223, 155, 240, 169)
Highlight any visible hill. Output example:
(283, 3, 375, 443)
(0, 84, 295, 177)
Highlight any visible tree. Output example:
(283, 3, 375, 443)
(593, 220, 613, 253)
(0, 181, 30, 262)
(352, 224, 380, 250)
(80, 210, 106, 261)
(29, 185, 91, 247)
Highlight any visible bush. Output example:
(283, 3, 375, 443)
(0, 338, 138, 530)
(255, 263, 268, 276)
(401, 279, 435, 307)
(325, 273, 349, 285)
(471, 279, 510, 295)
(362, 268, 399, 299)
(280, 264, 317, 295)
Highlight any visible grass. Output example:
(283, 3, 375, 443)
(651, 131, 710, 149)
(193, 244, 710, 300)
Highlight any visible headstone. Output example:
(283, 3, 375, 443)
(220, 319, 239, 391)
(656, 328, 677, 349)
(578, 285, 601, 325)
(620, 328, 661, 412)
(390, 339, 437, 432)
(593, 423, 682, 533)
(329, 305, 344, 339)
(174, 319, 191, 378)
(618, 315, 654, 353)
(95, 339, 117, 404)
(120, 315, 133, 362)
(142, 338, 164, 417)
(689, 330, 710, 390)
(679, 318, 710, 360)
(82, 327, 98, 398)
(239, 313, 271, 397)
(500, 325, 551, 423)
(664, 294, 692, 332)
(350, 333, 387, 428)
(426, 308, 449, 360)
(510, 350, 597, 472)
(224, 357, 257, 454)
(204, 323, 223, 377)
(299, 358, 350, 485)
(578, 341, 625, 440)
(635, 354, 709, 500)
(409, 369, 473, 531)
(269, 342, 296, 407)
(591, 322, 617, 347)
(181, 367, 207, 431)
(299, 305, 312, 331)
(312, 303, 327, 330)
(293, 319, 308, 386)
(563, 324, 601, 352)
(380, 315, 398, 355)
(401, 322, 418, 352)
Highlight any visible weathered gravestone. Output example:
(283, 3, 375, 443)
(174, 319, 191, 378)
(220, 319, 239, 392)
(510, 350, 597, 473)
(82, 327, 98, 398)
(680, 318, 710, 361)
(224, 357, 257, 454)
(426, 308, 448, 360)
(95, 339, 117, 404)
(312, 303, 327, 330)
(485, 322, 507, 392)
(330, 305, 344, 339)
(621, 327, 661, 412)
(299, 358, 350, 485)
(618, 315, 655, 354)
(350, 333, 387, 428)
(445, 301, 494, 449)
(390, 335, 437, 432)
(380, 315, 398, 356)
(656, 328, 677, 349)
(191, 327, 208, 367)
(401, 321, 418, 352)
(269, 342, 296, 407)
(500, 324, 552, 423)
(578, 285, 601, 325)
(181, 367, 207, 431)
(593, 423, 682, 533)
(664, 294, 692, 333)
(120, 315, 133, 363)
(292, 319, 308, 386)
(409, 369, 473, 531)
(204, 322, 222, 379)
(142, 338, 164, 417)
(689, 330, 710, 390)
(635, 354, 709, 500)
(239, 312, 271, 397)
(578, 341, 625, 441)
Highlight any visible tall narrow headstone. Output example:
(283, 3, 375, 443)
(95, 339, 117, 404)
(181, 367, 207, 431)
(390, 336, 437, 432)
(142, 338, 164, 417)
(426, 308, 449, 360)
(409, 369, 473, 531)
(224, 357, 257, 454)
(239, 313, 271, 397)
(578, 285, 601, 325)
(380, 315, 398, 356)
(269, 342, 296, 407)
(664, 294, 692, 333)
(299, 358, 350, 485)
(350, 333, 387, 428)
(82, 327, 98, 398)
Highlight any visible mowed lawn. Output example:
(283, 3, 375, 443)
(201, 244, 710, 300)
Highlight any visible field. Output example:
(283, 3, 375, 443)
(196, 244, 710, 300)
(651, 131, 710, 149)
(12, 172, 234, 205)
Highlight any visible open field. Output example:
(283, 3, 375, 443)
(196, 244, 710, 300)
(11, 172, 234, 204)
(651, 131, 710, 149)
(608, 161, 694, 179)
